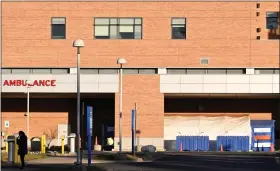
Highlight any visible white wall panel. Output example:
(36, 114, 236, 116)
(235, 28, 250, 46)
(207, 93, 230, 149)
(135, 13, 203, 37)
(98, 83, 118, 92)
(203, 84, 226, 93)
(226, 84, 250, 93)
(203, 75, 227, 84)
(273, 84, 279, 93)
(160, 75, 181, 84)
(160, 84, 181, 93)
(160, 74, 278, 94)
(181, 84, 203, 93)
(226, 75, 250, 84)
(181, 75, 203, 84)
(250, 84, 273, 93)
(2, 74, 118, 93)
(273, 75, 279, 84)
(250, 75, 273, 83)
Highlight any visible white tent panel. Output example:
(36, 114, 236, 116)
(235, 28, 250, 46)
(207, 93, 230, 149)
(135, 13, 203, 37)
(164, 116, 251, 141)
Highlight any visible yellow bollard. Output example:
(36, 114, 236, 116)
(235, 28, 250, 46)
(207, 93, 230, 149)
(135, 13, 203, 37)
(41, 135, 44, 154)
(5, 135, 8, 153)
(61, 135, 65, 154)
(14, 139, 19, 163)
(43, 135, 46, 154)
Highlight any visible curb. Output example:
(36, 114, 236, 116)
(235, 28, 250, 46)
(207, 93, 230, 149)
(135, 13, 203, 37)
(170, 152, 279, 156)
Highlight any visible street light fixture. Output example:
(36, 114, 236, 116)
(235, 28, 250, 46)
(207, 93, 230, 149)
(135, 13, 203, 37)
(117, 57, 127, 152)
(73, 39, 84, 165)
(25, 80, 31, 147)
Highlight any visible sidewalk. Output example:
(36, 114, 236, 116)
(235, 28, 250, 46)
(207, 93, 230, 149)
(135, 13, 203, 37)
(1, 157, 110, 171)
(27, 156, 115, 164)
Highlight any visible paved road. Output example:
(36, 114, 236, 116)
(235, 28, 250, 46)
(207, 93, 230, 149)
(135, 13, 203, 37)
(92, 154, 280, 171)
(2, 154, 279, 171)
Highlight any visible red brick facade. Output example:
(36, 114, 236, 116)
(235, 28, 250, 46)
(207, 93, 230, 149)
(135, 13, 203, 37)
(2, 1, 279, 68)
(1, 1, 279, 143)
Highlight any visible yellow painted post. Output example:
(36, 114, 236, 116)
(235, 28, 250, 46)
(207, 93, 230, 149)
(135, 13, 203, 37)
(43, 135, 46, 154)
(61, 135, 65, 154)
(41, 135, 44, 154)
(5, 135, 8, 153)
(14, 139, 19, 163)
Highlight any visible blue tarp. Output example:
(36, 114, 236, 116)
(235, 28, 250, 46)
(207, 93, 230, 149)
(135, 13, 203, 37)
(251, 120, 275, 127)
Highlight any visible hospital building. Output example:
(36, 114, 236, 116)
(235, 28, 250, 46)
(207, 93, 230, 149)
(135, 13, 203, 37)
(1, 0, 280, 151)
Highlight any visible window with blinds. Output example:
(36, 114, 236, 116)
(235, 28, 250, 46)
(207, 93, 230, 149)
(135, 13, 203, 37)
(94, 18, 142, 39)
(171, 18, 187, 39)
(51, 17, 66, 39)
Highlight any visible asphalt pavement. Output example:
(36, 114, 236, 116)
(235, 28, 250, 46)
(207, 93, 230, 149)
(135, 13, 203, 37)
(92, 154, 280, 171)
(1, 154, 279, 171)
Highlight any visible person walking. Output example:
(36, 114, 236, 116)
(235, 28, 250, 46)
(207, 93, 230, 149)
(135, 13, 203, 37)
(17, 131, 28, 170)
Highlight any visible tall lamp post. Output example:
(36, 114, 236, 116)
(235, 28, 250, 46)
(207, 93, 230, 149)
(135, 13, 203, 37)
(73, 39, 84, 165)
(117, 58, 127, 152)
(25, 80, 31, 146)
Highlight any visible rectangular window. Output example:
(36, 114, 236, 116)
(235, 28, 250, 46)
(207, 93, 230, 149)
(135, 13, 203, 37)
(32, 69, 51, 74)
(98, 69, 118, 74)
(11, 69, 31, 74)
(167, 69, 187, 74)
(138, 69, 157, 74)
(51, 69, 69, 74)
(171, 18, 186, 39)
(80, 69, 99, 74)
(123, 69, 139, 74)
(255, 69, 274, 74)
(187, 69, 206, 74)
(266, 12, 278, 29)
(94, 18, 142, 39)
(2, 69, 11, 74)
(51, 17, 66, 39)
(226, 69, 245, 74)
(207, 69, 226, 74)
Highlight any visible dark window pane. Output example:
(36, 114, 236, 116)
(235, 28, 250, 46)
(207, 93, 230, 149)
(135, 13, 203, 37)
(52, 24, 65, 39)
(95, 36, 110, 39)
(2, 69, 11, 74)
(172, 26, 186, 39)
(119, 32, 134, 39)
(266, 12, 278, 29)
(207, 69, 226, 74)
(167, 69, 187, 74)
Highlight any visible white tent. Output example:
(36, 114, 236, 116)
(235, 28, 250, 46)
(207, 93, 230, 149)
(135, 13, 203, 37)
(164, 115, 251, 141)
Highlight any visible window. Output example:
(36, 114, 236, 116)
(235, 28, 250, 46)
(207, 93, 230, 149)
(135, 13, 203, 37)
(255, 69, 274, 74)
(138, 69, 157, 74)
(167, 69, 187, 74)
(123, 69, 139, 74)
(81, 69, 98, 74)
(187, 69, 206, 74)
(2, 69, 11, 74)
(98, 69, 118, 74)
(207, 69, 226, 74)
(266, 12, 278, 29)
(11, 69, 31, 74)
(226, 69, 245, 74)
(51, 69, 69, 74)
(32, 69, 51, 74)
(94, 18, 142, 39)
(171, 18, 186, 39)
(51, 17, 66, 39)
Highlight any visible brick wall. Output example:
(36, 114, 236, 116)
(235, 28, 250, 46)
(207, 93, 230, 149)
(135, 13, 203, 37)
(114, 75, 164, 138)
(2, 1, 279, 68)
(164, 113, 272, 120)
(1, 112, 68, 138)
